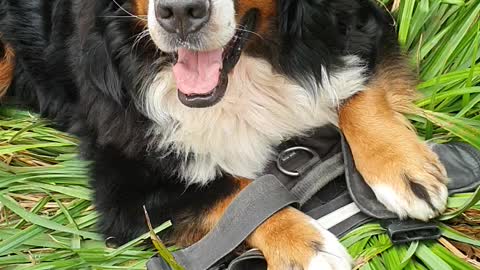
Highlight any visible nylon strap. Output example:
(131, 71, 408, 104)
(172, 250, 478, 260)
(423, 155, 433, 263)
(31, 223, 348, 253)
(290, 152, 344, 205)
(147, 152, 346, 270)
(171, 175, 299, 270)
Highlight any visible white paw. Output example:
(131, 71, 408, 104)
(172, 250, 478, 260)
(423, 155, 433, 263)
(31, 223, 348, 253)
(367, 144, 449, 221)
(308, 222, 353, 270)
(372, 182, 448, 221)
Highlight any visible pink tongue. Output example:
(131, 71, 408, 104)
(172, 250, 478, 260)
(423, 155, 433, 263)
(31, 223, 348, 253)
(173, 48, 223, 95)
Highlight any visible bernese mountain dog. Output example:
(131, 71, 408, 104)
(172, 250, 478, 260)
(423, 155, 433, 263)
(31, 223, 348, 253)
(0, 0, 449, 269)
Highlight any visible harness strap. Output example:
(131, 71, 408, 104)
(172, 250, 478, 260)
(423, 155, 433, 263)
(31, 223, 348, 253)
(146, 130, 480, 270)
(291, 152, 344, 205)
(148, 149, 345, 270)
(170, 175, 299, 270)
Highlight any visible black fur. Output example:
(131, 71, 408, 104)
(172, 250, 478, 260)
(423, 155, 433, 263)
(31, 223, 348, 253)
(407, 176, 435, 211)
(245, 0, 397, 89)
(0, 40, 5, 57)
(0, 0, 397, 245)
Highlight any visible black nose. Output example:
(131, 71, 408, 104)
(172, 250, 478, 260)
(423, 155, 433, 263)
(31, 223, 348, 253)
(155, 0, 210, 38)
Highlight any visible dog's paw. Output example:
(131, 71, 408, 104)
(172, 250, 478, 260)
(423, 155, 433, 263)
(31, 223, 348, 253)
(250, 208, 352, 270)
(368, 143, 449, 221)
(305, 222, 352, 270)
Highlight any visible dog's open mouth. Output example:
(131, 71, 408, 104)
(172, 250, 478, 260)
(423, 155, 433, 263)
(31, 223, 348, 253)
(173, 10, 258, 108)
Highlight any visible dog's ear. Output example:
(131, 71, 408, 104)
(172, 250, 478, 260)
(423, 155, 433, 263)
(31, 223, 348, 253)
(75, 2, 133, 105)
(83, 41, 124, 104)
(75, 0, 152, 106)
(276, 0, 393, 86)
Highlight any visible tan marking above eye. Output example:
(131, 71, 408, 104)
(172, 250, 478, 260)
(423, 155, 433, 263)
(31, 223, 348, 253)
(131, 0, 148, 16)
(236, 0, 276, 33)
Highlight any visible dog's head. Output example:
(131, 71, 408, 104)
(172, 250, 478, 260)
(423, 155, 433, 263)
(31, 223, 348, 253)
(121, 0, 380, 182)
(129, 0, 361, 110)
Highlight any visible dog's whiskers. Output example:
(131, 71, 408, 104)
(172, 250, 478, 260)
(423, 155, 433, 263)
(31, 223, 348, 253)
(132, 29, 151, 51)
(234, 27, 264, 40)
(111, 0, 147, 21)
(101, 15, 148, 19)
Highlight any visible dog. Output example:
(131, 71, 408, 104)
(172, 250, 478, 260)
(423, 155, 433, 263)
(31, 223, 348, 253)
(0, 0, 449, 269)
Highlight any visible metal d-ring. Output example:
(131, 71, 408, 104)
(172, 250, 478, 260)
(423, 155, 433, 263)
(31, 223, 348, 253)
(276, 146, 320, 177)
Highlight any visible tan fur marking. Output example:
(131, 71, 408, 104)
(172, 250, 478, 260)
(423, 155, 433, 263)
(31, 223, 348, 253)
(132, 0, 148, 16)
(340, 85, 426, 186)
(339, 58, 428, 187)
(236, 0, 276, 33)
(0, 42, 15, 99)
(131, 0, 148, 28)
(339, 56, 448, 221)
(248, 208, 323, 269)
(170, 178, 250, 247)
(202, 178, 250, 228)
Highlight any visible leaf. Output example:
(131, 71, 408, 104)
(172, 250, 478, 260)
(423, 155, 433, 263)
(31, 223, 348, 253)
(144, 207, 184, 270)
(0, 194, 101, 240)
(418, 66, 480, 90)
(415, 244, 453, 270)
(421, 3, 480, 79)
(439, 186, 480, 221)
(398, 0, 416, 48)
(397, 241, 419, 270)
(422, 110, 480, 149)
(416, 87, 480, 107)
(430, 243, 477, 270)
(0, 200, 91, 255)
(107, 219, 172, 258)
(439, 223, 480, 247)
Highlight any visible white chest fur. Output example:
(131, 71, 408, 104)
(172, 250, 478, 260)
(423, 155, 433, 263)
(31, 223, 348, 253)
(142, 55, 366, 185)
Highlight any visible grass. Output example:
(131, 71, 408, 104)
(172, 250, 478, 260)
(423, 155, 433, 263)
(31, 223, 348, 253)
(0, 0, 479, 269)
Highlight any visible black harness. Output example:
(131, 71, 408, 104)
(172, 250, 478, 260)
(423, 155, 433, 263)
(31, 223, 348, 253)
(147, 125, 480, 270)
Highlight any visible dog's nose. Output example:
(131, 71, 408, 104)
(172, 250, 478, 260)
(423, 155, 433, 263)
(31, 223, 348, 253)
(155, 0, 210, 38)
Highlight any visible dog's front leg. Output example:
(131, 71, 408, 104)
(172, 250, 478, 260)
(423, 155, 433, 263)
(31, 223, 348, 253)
(174, 178, 352, 270)
(338, 58, 448, 221)
(248, 206, 352, 270)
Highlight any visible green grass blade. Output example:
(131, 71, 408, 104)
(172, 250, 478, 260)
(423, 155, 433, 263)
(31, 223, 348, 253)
(415, 244, 453, 270)
(0, 194, 101, 240)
